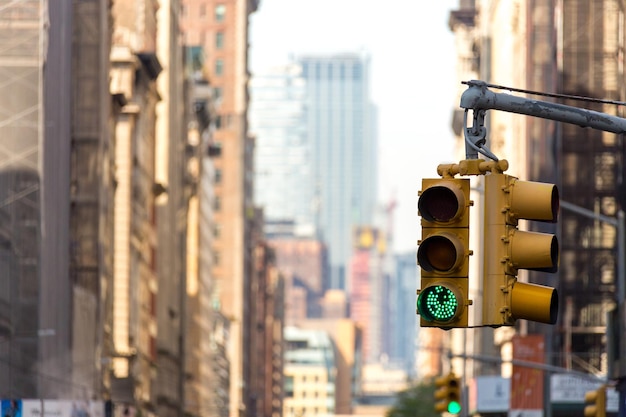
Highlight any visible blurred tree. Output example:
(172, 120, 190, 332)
(386, 381, 439, 417)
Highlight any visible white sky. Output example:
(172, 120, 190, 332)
(249, 1, 459, 253)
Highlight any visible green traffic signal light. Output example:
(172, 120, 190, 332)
(417, 284, 461, 323)
(434, 373, 462, 415)
(447, 400, 461, 414)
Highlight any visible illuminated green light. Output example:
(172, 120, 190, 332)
(417, 285, 460, 322)
(448, 401, 461, 414)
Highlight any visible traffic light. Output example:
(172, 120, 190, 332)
(482, 172, 559, 326)
(584, 384, 606, 417)
(434, 373, 462, 414)
(417, 177, 472, 329)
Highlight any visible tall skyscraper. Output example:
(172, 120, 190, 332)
(250, 65, 314, 235)
(251, 53, 377, 291)
(386, 252, 418, 375)
(300, 53, 378, 290)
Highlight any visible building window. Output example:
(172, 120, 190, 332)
(213, 250, 221, 265)
(213, 86, 223, 102)
(215, 168, 223, 184)
(215, 59, 224, 76)
(215, 4, 226, 22)
(216, 32, 224, 49)
(284, 376, 294, 397)
(214, 196, 221, 211)
(214, 223, 222, 238)
(200, 3, 206, 16)
(208, 141, 222, 157)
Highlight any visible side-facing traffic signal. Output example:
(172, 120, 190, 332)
(434, 373, 462, 415)
(482, 172, 559, 326)
(417, 177, 473, 329)
(584, 384, 606, 417)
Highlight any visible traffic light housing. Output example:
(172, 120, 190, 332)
(584, 385, 606, 417)
(417, 178, 472, 329)
(482, 172, 559, 326)
(434, 373, 462, 414)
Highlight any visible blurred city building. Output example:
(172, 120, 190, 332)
(109, 0, 162, 410)
(349, 227, 385, 364)
(153, 2, 194, 416)
(181, 1, 261, 416)
(269, 236, 328, 323)
(447, 0, 626, 415)
(293, 318, 363, 415)
(67, 0, 117, 401)
(283, 326, 338, 417)
(298, 53, 378, 291)
(250, 52, 406, 416)
(250, 54, 379, 291)
(0, 2, 286, 417)
(359, 362, 410, 397)
(249, 65, 314, 236)
(320, 289, 349, 320)
(386, 252, 419, 377)
(248, 240, 286, 417)
(0, 0, 118, 399)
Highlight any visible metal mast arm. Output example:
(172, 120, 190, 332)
(459, 80, 626, 160)
(461, 80, 626, 134)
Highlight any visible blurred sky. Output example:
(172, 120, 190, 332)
(249, 1, 459, 253)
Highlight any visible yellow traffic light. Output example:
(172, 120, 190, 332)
(584, 385, 606, 417)
(417, 178, 472, 329)
(434, 373, 462, 415)
(482, 172, 559, 326)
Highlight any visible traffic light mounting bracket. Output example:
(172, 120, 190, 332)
(436, 158, 509, 178)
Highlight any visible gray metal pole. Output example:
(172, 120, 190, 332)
(449, 351, 605, 382)
(460, 80, 626, 134)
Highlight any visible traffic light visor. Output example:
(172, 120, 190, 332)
(418, 233, 465, 273)
(417, 284, 462, 323)
(509, 229, 559, 273)
(508, 179, 559, 223)
(585, 390, 599, 403)
(584, 385, 606, 417)
(510, 281, 558, 324)
(418, 184, 466, 223)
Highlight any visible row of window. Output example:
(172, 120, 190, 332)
(182, 3, 226, 22)
(285, 407, 328, 417)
